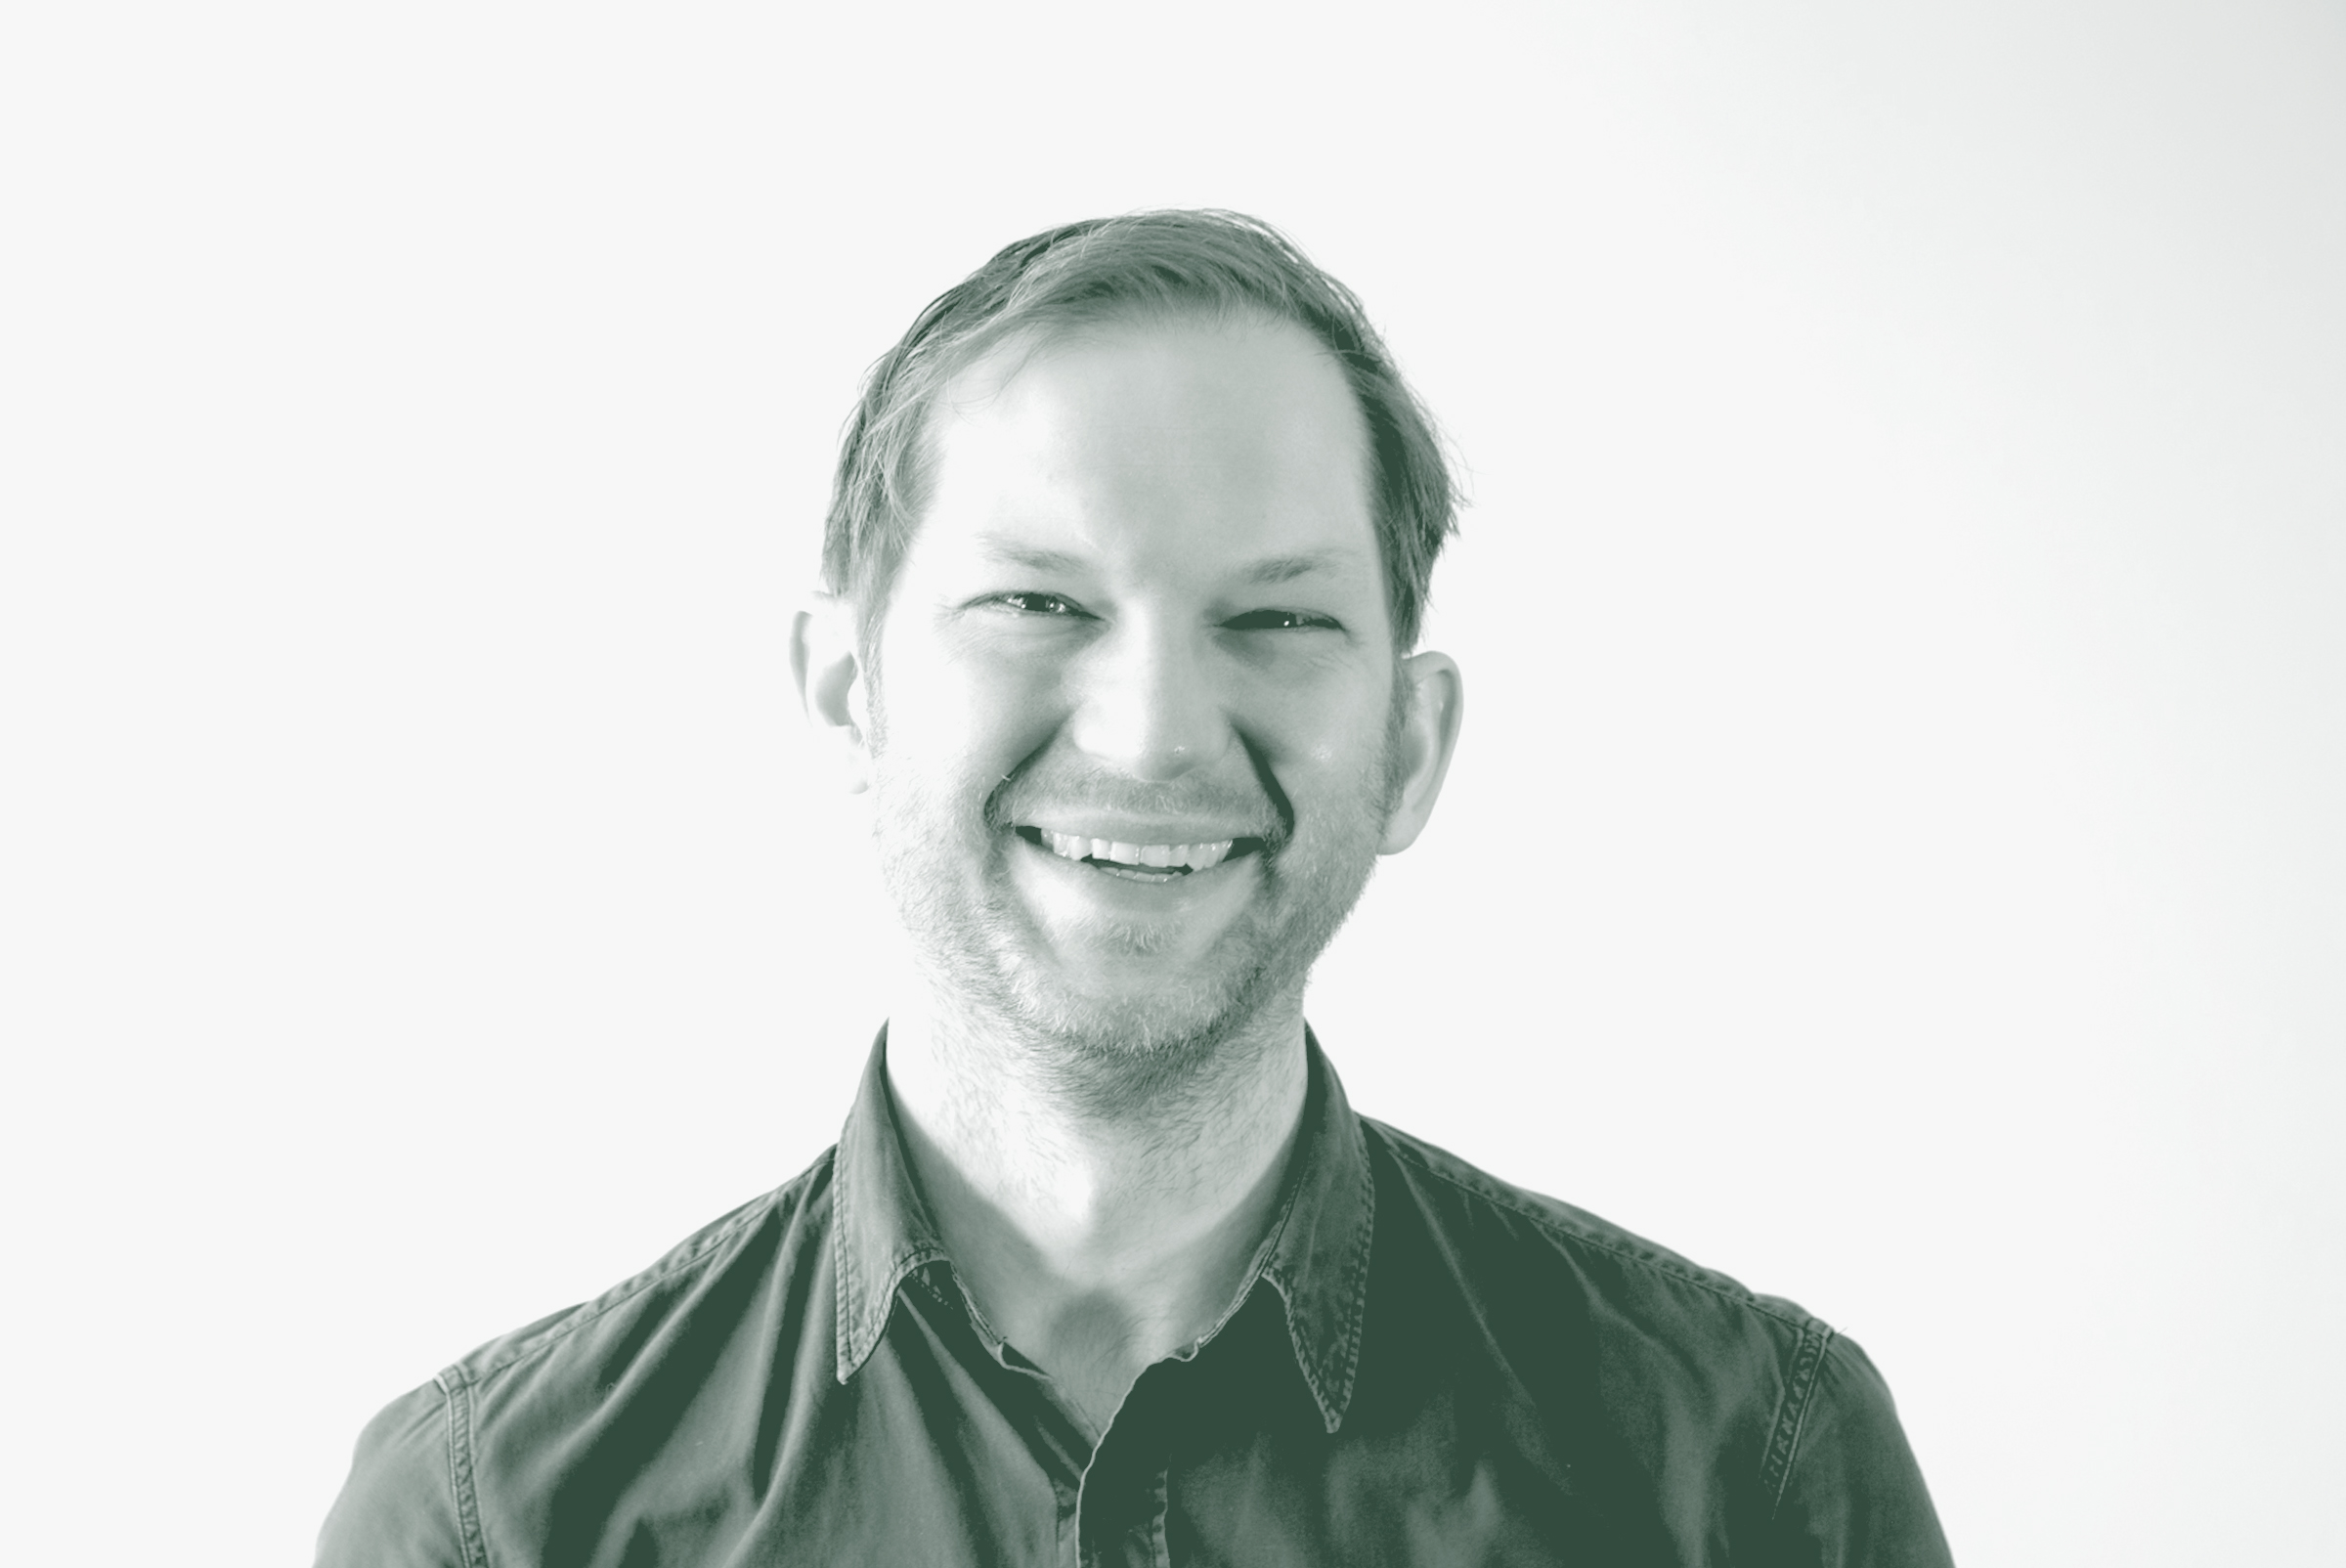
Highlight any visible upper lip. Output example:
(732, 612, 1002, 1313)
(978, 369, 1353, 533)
(1017, 824, 1259, 873)
(1014, 816, 1267, 845)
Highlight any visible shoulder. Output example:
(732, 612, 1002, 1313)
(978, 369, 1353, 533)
(1356, 1117, 1951, 1561)
(1769, 1331, 1955, 1564)
(445, 1152, 838, 1392)
(1357, 1117, 1831, 1479)
(315, 1377, 470, 1567)
(317, 1152, 840, 1566)
(1360, 1114, 1827, 1344)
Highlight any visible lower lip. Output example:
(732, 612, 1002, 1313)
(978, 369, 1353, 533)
(1087, 861, 1189, 884)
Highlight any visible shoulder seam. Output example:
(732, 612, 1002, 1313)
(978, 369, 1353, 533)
(432, 1368, 491, 1568)
(1761, 1322, 1837, 1513)
(1364, 1119, 1817, 1335)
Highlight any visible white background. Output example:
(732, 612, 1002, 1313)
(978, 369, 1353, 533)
(5, 3, 2341, 1562)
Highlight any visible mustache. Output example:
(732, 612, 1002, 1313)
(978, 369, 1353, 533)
(983, 751, 1296, 851)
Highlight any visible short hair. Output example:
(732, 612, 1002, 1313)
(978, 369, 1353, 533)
(822, 210, 1459, 651)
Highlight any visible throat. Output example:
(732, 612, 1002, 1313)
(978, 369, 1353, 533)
(881, 1003, 1314, 1413)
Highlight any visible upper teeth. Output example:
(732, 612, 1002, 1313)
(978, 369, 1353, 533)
(1040, 830, 1236, 872)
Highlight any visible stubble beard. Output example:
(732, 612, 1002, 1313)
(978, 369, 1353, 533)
(867, 689, 1407, 1117)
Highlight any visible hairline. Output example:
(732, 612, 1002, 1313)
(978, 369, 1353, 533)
(824, 211, 1458, 675)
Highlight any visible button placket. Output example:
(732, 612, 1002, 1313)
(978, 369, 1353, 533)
(1075, 1358, 1183, 1567)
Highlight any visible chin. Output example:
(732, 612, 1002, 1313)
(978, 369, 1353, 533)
(1019, 957, 1283, 1054)
(895, 888, 1312, 1112)
(987, 959, 1297, 1111)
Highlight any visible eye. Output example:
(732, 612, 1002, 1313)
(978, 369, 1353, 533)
(990, 590, 1091, 618)
(1223, 608, 1340, 632)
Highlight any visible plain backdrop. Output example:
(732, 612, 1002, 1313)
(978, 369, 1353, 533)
(4, 3, 2341, 1563)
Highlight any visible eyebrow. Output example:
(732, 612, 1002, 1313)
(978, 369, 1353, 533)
(975, 539, 1087, 574)
(1238, 549, 1354, 585)
(973, 537, 1358, 585)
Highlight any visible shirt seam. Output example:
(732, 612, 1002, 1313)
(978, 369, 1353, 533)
(1761, 1322, 1836, 1514)
(434, 1367, 491, 1568)
(1151, 1463, 1172, 1568)
(1367, 1122, 1820, 1335)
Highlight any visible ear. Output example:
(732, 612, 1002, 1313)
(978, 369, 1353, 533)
(790, 593, 874, 795)
(1379, 650, 1463, 854)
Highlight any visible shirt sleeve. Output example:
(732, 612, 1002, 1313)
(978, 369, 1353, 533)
(315, 1379, 473, 1568)
(1766, 1332, 1955, 1567)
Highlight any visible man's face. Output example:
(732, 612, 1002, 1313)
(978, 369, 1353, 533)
(860, 312, 1405, 1081)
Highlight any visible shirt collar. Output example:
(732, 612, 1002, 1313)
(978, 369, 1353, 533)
(1250, 1026, 1376, 1431)
(830, 1024, 1376, 1433)
(831, 1026, 953, 1384)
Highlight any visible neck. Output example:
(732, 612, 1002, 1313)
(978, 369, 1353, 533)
(884, 982, 1310, 1430)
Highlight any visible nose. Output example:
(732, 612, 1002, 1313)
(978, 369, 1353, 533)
(1067, 615, 1232, 782)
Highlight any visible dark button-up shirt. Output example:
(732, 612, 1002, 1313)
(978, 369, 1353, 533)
(320, 1031, 1951, 1565)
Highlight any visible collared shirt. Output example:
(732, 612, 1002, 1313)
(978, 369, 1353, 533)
(319, 1031, 1952, 1566)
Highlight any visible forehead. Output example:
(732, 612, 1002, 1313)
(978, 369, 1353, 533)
(907, 312, 1378, 585)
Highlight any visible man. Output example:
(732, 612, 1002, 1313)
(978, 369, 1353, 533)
(320, 211, 1952, 1565)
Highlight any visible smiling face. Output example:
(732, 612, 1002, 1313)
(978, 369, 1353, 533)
(844, 312, 1439, 1084)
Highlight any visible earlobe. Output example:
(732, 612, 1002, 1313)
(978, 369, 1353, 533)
(791, 596, 874, 795)
(1380, 651, 1464, 854)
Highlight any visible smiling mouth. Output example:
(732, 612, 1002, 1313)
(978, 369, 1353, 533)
(1013, 826, 1264, 883)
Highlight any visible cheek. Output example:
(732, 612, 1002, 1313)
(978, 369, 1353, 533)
(874, 631, 1065, 777)
(1239, 668, 1393, 774)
